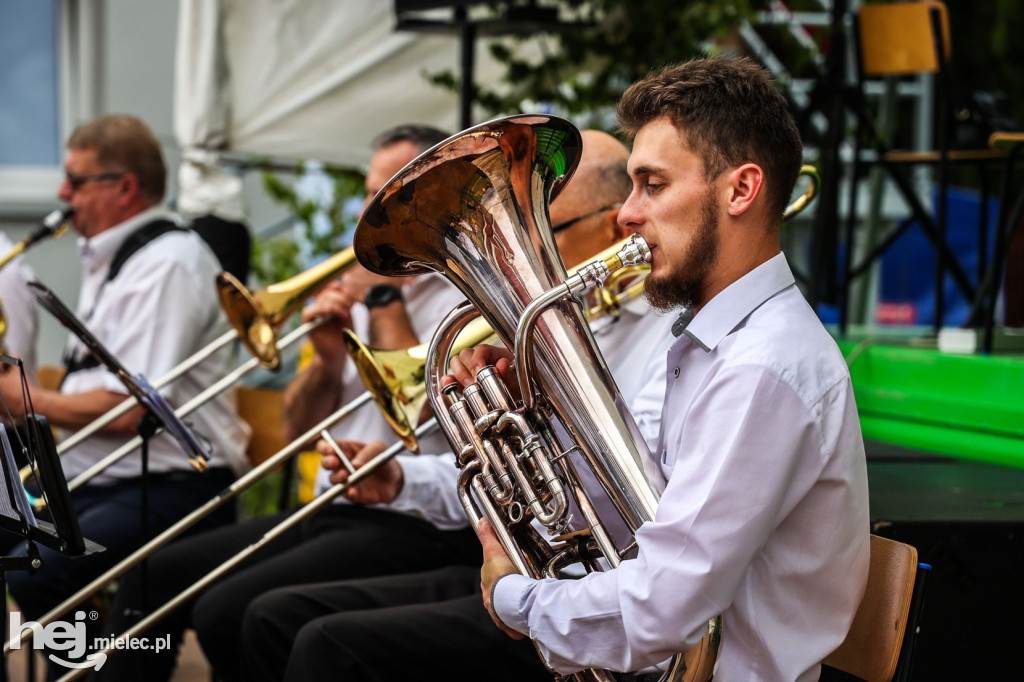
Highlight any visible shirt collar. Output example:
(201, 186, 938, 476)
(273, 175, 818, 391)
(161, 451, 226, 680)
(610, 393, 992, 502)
(77, 207, 175, 276)
(678, 251, 795, 352)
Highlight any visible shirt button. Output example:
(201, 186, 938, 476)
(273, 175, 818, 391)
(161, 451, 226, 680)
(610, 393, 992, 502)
(673, 366, 680, 378)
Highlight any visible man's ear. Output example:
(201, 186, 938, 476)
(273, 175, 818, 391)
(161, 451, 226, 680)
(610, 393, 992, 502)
(117, 173, 141, 202)
(724, 163, 764, 217)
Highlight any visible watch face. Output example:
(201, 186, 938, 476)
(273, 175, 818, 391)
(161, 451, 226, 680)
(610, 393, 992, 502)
(365, 284, 402, 308)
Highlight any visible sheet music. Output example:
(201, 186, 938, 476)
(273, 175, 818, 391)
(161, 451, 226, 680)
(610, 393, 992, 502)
(0, 423, 37, 528)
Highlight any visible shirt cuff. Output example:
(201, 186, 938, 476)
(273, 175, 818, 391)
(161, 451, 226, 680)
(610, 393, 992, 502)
(390, 453, 437, 507)
(492, 573, 533, 636)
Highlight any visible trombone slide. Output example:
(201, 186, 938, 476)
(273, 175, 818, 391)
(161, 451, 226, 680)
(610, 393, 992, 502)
(53, 419, 439, 682)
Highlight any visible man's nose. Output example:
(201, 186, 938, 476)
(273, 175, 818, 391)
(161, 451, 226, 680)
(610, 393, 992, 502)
(57, 178, 72, 203)
(617, 193, 643, 231)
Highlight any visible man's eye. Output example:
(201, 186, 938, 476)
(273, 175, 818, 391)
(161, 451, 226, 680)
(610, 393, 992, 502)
(645, 183, 663, 194)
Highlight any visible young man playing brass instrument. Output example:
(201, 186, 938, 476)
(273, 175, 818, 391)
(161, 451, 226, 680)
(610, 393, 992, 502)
(466, 57, 870, 681)
(248, 58, 871, 682)
(234, 129, 677, 682)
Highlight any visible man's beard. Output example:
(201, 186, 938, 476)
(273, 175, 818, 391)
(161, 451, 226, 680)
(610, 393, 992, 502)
(644, 187, 720, 311)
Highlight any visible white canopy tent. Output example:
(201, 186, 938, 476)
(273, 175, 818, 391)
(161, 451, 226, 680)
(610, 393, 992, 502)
(173, 0, 524, 220)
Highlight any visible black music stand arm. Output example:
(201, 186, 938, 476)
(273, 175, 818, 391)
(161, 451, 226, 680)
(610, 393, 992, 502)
(135, 411, 161, 615)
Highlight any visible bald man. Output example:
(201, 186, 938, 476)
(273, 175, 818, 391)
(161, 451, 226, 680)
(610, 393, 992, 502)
(236, 130, 677, 682)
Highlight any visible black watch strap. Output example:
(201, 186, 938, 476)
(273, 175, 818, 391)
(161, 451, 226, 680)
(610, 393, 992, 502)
(364, 283, 403, 309)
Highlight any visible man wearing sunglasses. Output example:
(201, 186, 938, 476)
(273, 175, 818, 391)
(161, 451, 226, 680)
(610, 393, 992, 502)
(0, 114, 250, 677)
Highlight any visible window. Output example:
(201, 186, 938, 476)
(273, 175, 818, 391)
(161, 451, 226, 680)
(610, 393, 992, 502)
(0, 1, 97, 212)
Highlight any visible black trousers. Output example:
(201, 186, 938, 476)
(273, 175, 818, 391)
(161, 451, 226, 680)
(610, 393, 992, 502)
(240, 565, 554, 682)
(93, 505, 481, 682)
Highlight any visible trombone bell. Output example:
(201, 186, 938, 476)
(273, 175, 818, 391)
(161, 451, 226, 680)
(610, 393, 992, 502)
(341, 329, 424, 452)
(217, 272, 280, 369)
(216, 246, 358, 370)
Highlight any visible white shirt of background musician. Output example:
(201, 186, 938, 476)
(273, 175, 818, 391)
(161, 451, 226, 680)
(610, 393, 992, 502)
(388, 294, 677, 531)
(59, 207, 251, 483)
(494, 253, 870, 681)
(311, 272, 467, 498)
(0, 232, 39, 380)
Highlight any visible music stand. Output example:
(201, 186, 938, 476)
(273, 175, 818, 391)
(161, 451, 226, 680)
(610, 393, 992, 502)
(27, 280, 215, 619)
(0, 355, 102, 682)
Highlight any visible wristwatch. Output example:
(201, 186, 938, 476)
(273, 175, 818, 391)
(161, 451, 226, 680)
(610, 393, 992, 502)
(364, 283, 403, 309)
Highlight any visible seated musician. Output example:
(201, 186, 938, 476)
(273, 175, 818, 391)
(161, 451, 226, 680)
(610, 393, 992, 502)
(468, 58, 870, 681)
(241, 58, 870, 682)
(234, 129, 678, 682)
(94, 124, 478, 682)
(0, 114, 250, 676)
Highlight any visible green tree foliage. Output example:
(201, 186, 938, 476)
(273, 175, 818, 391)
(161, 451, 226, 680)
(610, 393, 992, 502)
(426, 0, 754, 120)
(251, 166, 365, 287)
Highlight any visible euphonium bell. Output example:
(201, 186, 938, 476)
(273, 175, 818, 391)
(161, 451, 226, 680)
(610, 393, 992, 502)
(216, 246, 357, 369)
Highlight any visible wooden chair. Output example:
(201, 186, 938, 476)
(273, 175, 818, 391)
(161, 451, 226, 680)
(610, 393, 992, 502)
(823, 535, 925, 682)
(35, 364, 65, 391)
(234, 385, 287, 467)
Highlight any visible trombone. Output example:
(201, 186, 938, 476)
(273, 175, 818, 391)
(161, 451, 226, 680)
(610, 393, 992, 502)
(46, 249, 660, 679)
(5, 312, 496, 654)
(53, 418, 440, 682)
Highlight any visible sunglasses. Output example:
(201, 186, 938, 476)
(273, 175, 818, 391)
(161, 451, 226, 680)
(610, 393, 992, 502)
(551, 204, 622, 234)
(65, 172, 126, 190)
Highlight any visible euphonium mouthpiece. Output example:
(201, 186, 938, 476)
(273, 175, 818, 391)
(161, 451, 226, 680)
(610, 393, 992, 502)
(573, 234, 651, 290)
(615, 234, 651, 267)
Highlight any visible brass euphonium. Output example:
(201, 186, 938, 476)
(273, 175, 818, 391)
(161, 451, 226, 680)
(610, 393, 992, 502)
(355, 115, 719, 681)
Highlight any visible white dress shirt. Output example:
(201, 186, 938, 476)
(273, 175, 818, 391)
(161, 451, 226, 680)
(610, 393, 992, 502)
(59, 207, 251, 483)
(388, 293, 677, 531)
(311, 272, 467, 498)
(494, 253, 870, 681)
(0, 232, 39, 379)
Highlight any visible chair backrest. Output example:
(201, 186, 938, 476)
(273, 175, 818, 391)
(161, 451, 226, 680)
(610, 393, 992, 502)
(235, 385, 288, 466)
(824, 534, 919, 682)
(36, 364, 65, 391)
(858, 1, 951, 76)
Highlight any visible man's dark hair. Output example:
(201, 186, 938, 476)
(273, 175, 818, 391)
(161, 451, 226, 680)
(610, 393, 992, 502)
(371, 125, 451, 154)
(67, 114, 167, 205)
(617, 57, 802, 222)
